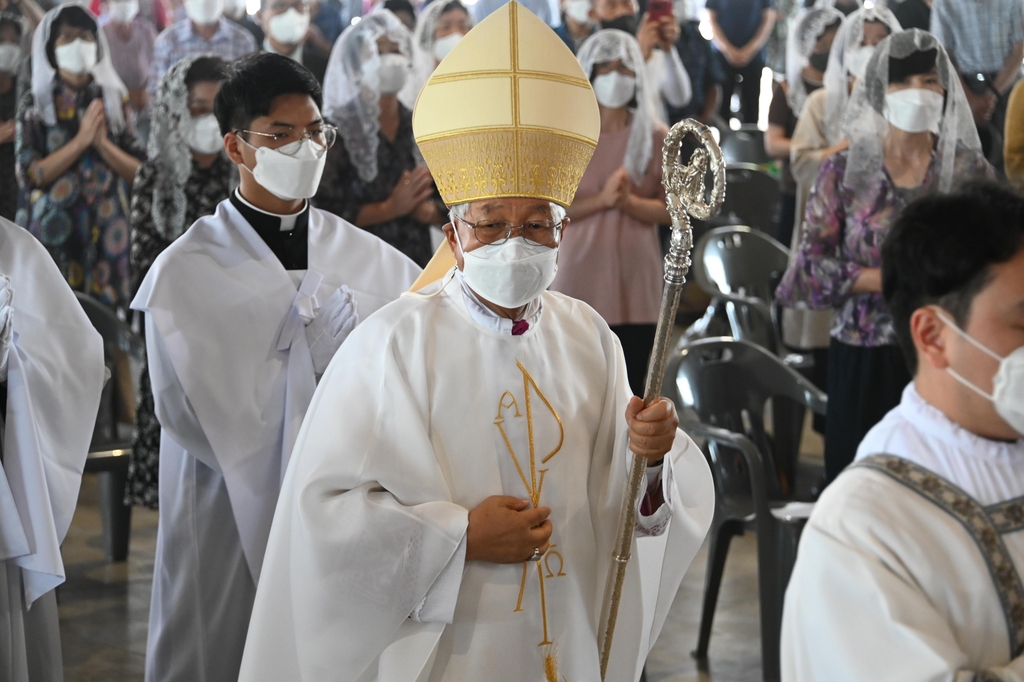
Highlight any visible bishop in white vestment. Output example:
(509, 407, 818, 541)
(0, 217, 105, 682)
(781, 182, 1024, 681)
(130, 53, 421, 682)
(238, 7, 715, 681)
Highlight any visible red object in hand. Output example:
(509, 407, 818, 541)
(647, 0, 674, 23)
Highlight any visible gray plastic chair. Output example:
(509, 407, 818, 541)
(710, 164, 782, 239)
(720, 125, 771, 166)
(76, 293, 144, 562)
(675, 337, 827, 682)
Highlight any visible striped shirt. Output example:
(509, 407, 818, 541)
(149, 17, 257, 95)
(930, 0, 1024, 74)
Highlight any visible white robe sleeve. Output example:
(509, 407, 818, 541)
(144, 315, 218, 472)
(410, 536, 467, 624)
(782, 521, 1024, 682)
(636, 454, 674, 537)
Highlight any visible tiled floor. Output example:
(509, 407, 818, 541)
(58, 414, 823, 681)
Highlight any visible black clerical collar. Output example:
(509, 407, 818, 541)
(230, 189, 309, 270)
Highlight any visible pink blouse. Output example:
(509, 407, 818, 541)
(550, 124, 667, 326)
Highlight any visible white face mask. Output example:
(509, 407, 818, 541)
(432, 32, 462, 62)
(938, 311, 1024, 438)
(377, 53, 408, 95)
(565, 0, 592, 25)
(845, 45, 874, 81)
(54, 39, 98, 75)
(268, 8, 310, 45)
(108, 0, 140, 23)
(884, 88, 944, 134)
(592, 71, 636, 109)
(185, 0, 224, 25)
(0, 44, 21, 74)
(454, 229, 559, 309)
(241, 137, 327, 200)
(184, 113, 223, 154)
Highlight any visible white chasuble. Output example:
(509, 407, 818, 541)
(238, 272, 715, 682)
(131, 201, 419, 682)
(782, 385, 1024, 681)
(0, 218, 105, 682)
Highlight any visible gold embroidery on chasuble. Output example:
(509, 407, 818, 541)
(493, 360, 568, 681)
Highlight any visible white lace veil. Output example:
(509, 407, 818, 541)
(821, 5, 900, 144)
(785, 6, 844, 116)
(147, 55, 234, 240)
(842, 28, 981, 194)
(399, 0, 474, 109)
(576, 29, 653, 184)
(323, 8, 412, 183)
(30, 3, 128, 133)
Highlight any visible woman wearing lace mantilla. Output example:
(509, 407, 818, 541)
(127, 54, 232, 508)
(776, 29, 994, 483)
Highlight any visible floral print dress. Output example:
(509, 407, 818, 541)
(15, 79, 146, 311)
(775, 148, 993, 347)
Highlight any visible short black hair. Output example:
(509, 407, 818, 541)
(0, 12, 23, 39)
(383, 0, 415, 18)
(185, 55, 228, 90)
(46, 5, 98, 69)
(889, 47, 937, 84)
(882, 180, 1024, 375)
(213, 52, 323, 135)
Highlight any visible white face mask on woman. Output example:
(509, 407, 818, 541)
(377, 53, 409, 96)
(108, 0, 140, 24)
(0, 44, 21, 74)
(938, 310, 1024, 437)
(591, 71, 636, 109)
(240, 137, 327, 200)
(184, 113, 224, 155)
(565, 0, 592, 25)
(54, 39, 98, 75)
(453, 228, 559, 309)
(432, 32, 462, 62)
(185, 0, 224, 25)
(884, 88, 944, 134)
(845, 45, 874, 81)
(268, 8, 310, 46)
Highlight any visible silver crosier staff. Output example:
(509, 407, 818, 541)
(596, 119, 726, 680)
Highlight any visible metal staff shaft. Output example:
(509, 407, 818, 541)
(597, 119, 725, 679)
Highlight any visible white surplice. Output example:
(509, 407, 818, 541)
(782, 384, 1024, 681)
(238, 270, 715, 682)
(0, 218, 105, 682)
(131, 200, 420, 682)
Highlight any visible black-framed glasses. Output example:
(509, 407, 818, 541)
(235, 123, 338, 154)
(455, 216, 563, 246)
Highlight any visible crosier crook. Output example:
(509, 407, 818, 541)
(596, 119, 726, 680)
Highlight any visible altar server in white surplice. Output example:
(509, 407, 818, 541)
(131, 53, 420, 682)
(238, 5, 715, 682)
(782, 181, 1024, 681)
(0, 217, 105, 682)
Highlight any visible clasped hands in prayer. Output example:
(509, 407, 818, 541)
(465, 397, 679, 564)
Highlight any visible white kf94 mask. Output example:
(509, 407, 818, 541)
(453, 227, 559, 309)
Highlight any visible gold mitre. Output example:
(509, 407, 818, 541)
(412, 0, 600, 207)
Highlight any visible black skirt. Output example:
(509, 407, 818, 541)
(824, 339, 911, 482)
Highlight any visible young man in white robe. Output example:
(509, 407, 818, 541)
(237, 4, 715, 681)
(781, 180, 1024, 680)
(130, 53, 421, 682)
(0, 217, 105, 682)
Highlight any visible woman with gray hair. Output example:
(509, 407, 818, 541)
(126, 54, 231, 509)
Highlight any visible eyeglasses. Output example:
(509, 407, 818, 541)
(454, 216, 563, 246)
(235, 123, 338, 153)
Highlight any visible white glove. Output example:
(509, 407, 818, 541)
(305, 284, 359, 376)
(0, 275, 13, 382)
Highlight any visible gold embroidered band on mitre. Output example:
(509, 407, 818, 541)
(412, 0, 600, 208)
